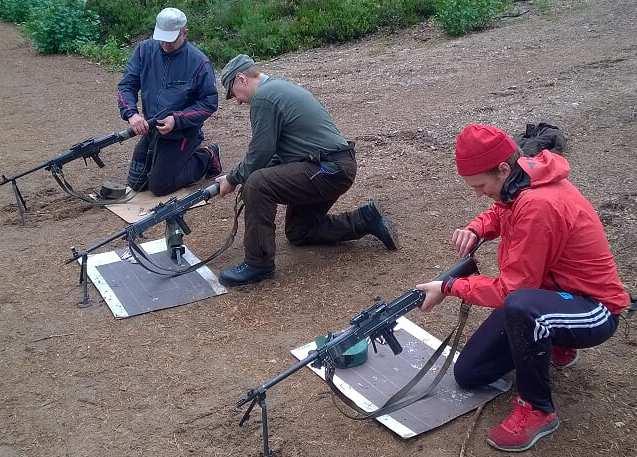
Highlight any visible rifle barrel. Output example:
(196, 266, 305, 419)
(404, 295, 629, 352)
(239, 324, 364, 406)
(67, 228, 128, 263)
(1, 161, 51, 184)
(2, 125, 142, 186)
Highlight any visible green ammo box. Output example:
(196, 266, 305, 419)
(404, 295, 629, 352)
(314, 333, 369, 369)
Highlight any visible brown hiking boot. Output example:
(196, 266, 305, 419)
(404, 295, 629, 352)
(202, 143, 222, 178)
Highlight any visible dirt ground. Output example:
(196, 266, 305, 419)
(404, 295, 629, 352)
(1, 1, 636, 456)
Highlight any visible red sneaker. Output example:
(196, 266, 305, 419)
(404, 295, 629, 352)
(551, 346, 579, 369)
(487, 397, 559, 452)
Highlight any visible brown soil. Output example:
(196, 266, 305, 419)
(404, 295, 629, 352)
(1, 1, 635, 456)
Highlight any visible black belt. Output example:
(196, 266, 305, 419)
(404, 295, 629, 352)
(322, 142, 356, 160)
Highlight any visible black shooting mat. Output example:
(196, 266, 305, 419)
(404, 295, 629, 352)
(86, 239, 226, 318)
(292, 319, 511, 438)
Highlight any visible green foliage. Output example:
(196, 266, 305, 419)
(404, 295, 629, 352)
(434, 0, 510, 36)
(0, 0, 49, 23)
(81, 0, 437, 65)
(194, 0, 437, 65)
(76, 36, 130, 70)
(23, 0, 100, 54)
(2, 0, 511, 67)
(85, 0, 157, 41)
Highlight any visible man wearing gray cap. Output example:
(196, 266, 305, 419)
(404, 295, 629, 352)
(215, 54, 398, 287)
(117, 7, 222, 196)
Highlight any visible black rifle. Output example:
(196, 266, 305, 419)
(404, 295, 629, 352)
(237, 243, 482, 457)
(66, 182, 220, 305)
(1, 120, 157, 223)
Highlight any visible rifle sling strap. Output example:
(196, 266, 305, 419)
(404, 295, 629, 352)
(124, 188, 244, 277)
(326, 302, 471, 420)
(48, 130, 161, 206)
(50, 166, 139, 206)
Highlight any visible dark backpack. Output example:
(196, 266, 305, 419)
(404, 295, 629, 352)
(515, 122, 567, 157)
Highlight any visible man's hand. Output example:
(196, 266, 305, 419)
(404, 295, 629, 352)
(452, 229, 477, 257)
(128, 113, 149, 136)
(215, 175, 236, 197)
(157, 115, 176, 135)
(416, 281, 444, 312)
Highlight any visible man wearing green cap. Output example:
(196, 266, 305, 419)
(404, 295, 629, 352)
(215, 54, 398, 287)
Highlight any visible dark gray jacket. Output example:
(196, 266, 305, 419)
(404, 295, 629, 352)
(117, 39, 218, 138)
(228, 77, 350, 185)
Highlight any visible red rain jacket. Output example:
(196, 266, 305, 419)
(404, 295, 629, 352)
(450, 150, 629, 314)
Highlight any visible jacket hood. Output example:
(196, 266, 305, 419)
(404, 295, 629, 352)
(518, 149, 570, 188)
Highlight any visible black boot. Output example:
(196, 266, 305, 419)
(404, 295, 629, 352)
(219, 262, 274, 287)
(358, 200, 399, 250)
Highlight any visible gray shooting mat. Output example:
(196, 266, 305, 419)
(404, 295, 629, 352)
(80, 238, 226, 318)
(291, 317, 511, 438)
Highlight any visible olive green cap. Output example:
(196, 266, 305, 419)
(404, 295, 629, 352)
(220, 54, 255, 99)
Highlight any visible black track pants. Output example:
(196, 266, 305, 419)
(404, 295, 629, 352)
(454, 288, 618, 412)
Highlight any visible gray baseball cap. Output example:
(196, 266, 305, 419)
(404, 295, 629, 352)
(220, 54, 255, 99)
(153, 8, 187, 43)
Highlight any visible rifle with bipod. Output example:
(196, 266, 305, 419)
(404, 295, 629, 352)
(237, 241, 484, 457)
(1, 120, 157, 223)
(66, 181, 226, 305)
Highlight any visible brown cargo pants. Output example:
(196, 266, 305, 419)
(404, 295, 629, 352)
(241, 150, 367, 268)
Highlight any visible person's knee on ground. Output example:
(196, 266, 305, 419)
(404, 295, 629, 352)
(285, 225, 310, 246)
(148, 177, 176, 197)
(127, 159, 149, 192)
(453, 353, 484, 390)
(127, 177, 147, 192)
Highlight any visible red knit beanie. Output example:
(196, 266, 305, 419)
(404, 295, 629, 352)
(455, 124, 518, 176)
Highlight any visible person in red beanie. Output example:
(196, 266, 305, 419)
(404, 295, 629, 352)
(416, 124, 629, 452)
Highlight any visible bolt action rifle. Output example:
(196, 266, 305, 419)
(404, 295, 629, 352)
(237, 241, 484, 457)
(1, 120, 157, 223)
(66, 182, 223, 305)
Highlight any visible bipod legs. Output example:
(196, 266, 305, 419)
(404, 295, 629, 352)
(73, 249, 91, 308)
(239, 391, 273, 457)
(10, 180, 27, 225)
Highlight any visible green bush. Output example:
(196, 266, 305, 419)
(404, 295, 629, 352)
(190, 0, 437, 64)
(76, 36, 130, 70)
(3, 0, 511, 67)
(85, 0, 157, 41)
(0, 0, 49, 23)
(434, 0, 510, 36)
(23, 0, 100, 54)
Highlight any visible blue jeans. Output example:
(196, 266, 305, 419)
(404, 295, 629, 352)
(454, 289, 618, 412)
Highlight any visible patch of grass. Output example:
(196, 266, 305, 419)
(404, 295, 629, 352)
(434, 0, 511, 36)
(76, 36, 130, 70)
